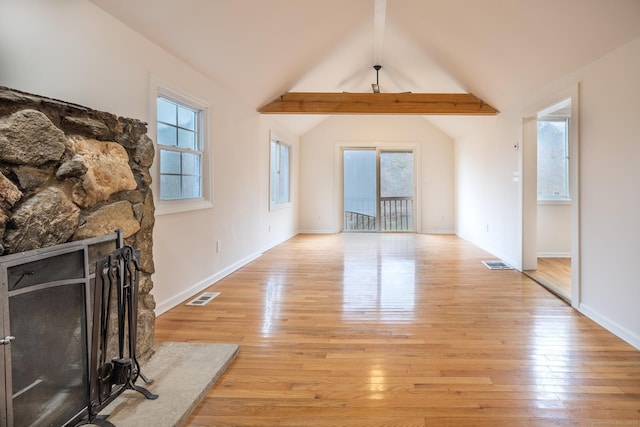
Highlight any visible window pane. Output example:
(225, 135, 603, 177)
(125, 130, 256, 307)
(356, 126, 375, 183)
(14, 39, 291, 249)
(178, 128, 196, 150)
(160, 149, 181, 174)
(182, 152, 201, 176)
(181, 175, 200, 199)
(343, 149, 377, 217)
(160, 175, 181, 200)
(157, 92, 206, 204)
(270, 140, 291, 206)
(279, 145, 290, 203)
(380, 151, 414, 198)
(178, 106, 196, 131)
(157, 123, 177, 147)
(270, 141, 278, 205)
(537, 120, 569, 199)
(157, 98, 176, 125)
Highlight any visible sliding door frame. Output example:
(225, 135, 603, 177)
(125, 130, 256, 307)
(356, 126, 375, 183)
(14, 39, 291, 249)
(336, 141, 420, 233)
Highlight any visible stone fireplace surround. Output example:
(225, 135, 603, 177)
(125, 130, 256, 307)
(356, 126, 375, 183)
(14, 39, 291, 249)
(0, 86, 156, 358)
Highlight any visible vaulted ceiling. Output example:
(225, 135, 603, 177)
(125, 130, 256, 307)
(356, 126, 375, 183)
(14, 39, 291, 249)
(89, 0, 640, 137)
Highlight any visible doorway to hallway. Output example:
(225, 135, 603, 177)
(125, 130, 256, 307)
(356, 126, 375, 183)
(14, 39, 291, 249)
(522, 91, 579, 305)
(343, 148, 414, 232)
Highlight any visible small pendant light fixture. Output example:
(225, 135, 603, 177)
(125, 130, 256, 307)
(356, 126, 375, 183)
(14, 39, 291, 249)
(371, 65, 382, 93)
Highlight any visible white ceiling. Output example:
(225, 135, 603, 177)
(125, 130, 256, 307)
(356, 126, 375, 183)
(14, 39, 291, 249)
(89, 0, 640, 137)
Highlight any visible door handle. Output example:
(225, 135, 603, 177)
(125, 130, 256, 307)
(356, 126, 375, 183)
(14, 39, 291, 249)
(0, 336, 15, 345)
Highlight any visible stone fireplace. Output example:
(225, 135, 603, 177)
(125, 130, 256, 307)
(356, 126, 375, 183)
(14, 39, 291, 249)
(0, 86, 156, 359)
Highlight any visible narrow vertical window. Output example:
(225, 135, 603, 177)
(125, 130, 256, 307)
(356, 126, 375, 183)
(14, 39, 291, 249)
(157, 95, 203, 201)
(537, 117, 570, 200)
(270, 137, 291, 208)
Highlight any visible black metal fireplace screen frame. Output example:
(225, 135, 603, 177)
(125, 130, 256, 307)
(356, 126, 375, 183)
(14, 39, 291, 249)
(0, 230, 156, 427)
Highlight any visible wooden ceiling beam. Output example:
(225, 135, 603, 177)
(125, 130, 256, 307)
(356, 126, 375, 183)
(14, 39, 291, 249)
(258, 92, 498, 115)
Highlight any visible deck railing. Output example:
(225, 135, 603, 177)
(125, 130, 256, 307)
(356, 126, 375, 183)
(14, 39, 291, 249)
(380, 197, 413, 231)
(344, 197, 413, 231)
(344, 210, 376, 231)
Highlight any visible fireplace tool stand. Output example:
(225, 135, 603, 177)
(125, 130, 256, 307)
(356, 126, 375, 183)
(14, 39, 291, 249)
(81, 245, 158, 426)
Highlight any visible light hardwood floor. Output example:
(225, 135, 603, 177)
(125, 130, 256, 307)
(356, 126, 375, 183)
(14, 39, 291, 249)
(155, 234, 640, 426)
(525, 258, 572, 302)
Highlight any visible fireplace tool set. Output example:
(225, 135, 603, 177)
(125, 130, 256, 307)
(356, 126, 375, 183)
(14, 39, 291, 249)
(84, 245, 158, 426)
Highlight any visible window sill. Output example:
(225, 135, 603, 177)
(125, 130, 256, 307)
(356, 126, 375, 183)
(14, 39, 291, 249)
(269, 202, 292, 212)
(155, 198, 213, 216)
(537, 199, 571, 206)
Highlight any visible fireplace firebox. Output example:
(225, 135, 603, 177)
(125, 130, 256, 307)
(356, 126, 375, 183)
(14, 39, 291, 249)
(0, 231, 156, 427)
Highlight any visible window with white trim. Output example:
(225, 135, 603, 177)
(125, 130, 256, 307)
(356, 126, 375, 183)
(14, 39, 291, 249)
(270, 137, 290, 208)
(156, 94, 204, 201)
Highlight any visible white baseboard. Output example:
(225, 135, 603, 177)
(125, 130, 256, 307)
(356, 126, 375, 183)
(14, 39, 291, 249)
(155, 251, 262, 316)
(456, 233, 519, 271)
(537, 252, 571, 258)
(422, 229, 455, 235)
(297, 229, 339, 234)
(260, 232, 298, 253)
(578, 304, 640, 350)
(299, 229, 457, 235)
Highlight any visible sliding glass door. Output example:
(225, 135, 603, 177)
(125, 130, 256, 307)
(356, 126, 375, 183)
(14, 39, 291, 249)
(343, 149, 377, 231)
(343, 148, 414, 232)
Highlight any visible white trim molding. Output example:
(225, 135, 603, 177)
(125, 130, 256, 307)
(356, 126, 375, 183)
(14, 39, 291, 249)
(579, 304, 640, 350)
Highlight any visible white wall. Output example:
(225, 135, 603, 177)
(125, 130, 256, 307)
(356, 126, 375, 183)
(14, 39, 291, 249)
(258, 116, 300, 251)
(537, 203, 571, 256)
(0, 0, 297, 314)
(455, 36, 640, 348)
(455, 114, 522, 266)
(0, 0, 149, 121)
(299, 115, 454, 234)
(576, 37, 640, 347)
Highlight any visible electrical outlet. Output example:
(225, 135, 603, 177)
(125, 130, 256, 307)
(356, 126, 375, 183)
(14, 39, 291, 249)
(216, 240, 222, 253)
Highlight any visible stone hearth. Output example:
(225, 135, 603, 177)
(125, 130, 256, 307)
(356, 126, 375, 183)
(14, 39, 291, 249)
(95, 342, 238, 427)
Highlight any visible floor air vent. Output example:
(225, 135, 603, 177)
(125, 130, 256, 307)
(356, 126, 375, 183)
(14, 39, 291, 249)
(186, 292, 220, 306)
(482, 260, 513, 270)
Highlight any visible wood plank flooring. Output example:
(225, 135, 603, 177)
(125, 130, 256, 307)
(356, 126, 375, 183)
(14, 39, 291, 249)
(525, 258, 572, 302)
(155, 233, 640, 426)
